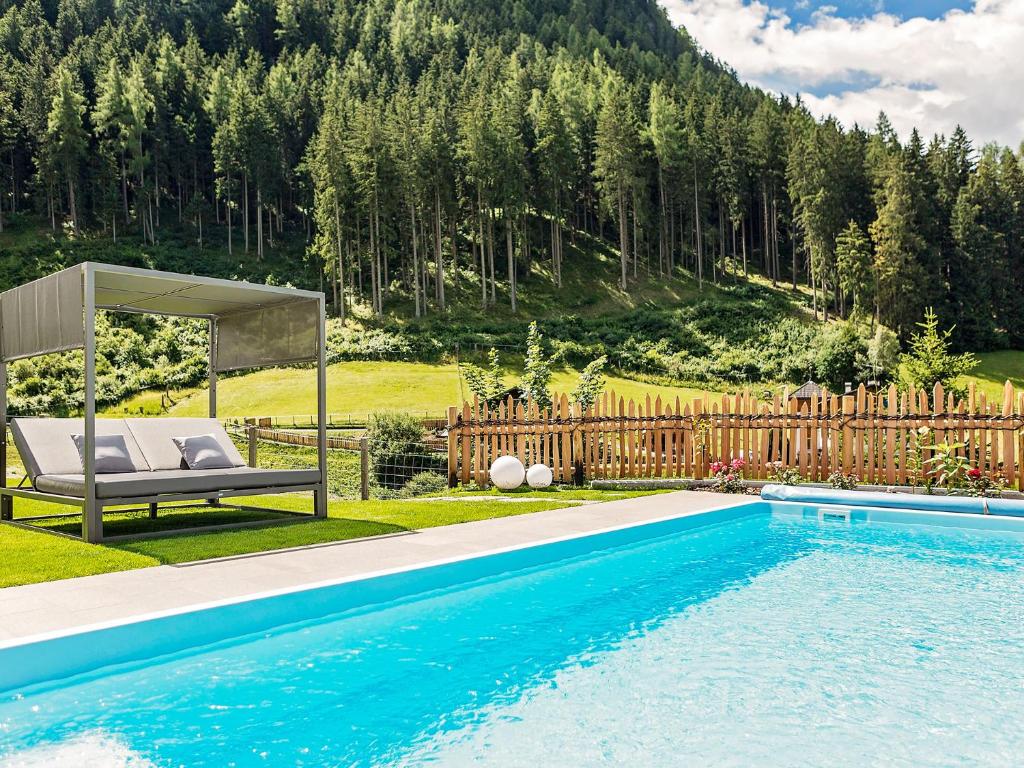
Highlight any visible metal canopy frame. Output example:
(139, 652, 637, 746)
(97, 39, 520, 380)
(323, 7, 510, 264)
(0, 262, 328, 543)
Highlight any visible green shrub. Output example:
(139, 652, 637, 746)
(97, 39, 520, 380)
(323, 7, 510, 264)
(400, 471, 448, 497)
(366, 412, 444, 489)
(814, 322, 868, 391)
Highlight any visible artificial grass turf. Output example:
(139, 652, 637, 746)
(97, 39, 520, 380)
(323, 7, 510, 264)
(0, 493, 584, 587)
(1, 522, 158, 588)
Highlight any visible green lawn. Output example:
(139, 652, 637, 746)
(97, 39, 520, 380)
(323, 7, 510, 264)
(0, 486, 653, 588)
(155, 360, 719, 420)
(961, 350, 1024, 402)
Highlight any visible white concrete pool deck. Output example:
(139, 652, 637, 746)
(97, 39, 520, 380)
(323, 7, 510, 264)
(0, 491, 748, 644)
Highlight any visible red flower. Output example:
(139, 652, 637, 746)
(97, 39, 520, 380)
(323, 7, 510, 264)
(967, 467, 983, 480)
(710, 461, 724, 474)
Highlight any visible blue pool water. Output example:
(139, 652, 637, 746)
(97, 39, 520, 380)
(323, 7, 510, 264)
(1, 502, 1023, 767)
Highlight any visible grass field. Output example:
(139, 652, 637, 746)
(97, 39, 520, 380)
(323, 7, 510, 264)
(1, 485, 663, 587)
(961, 351, 1024, 401)
(143, 360, 721, 420)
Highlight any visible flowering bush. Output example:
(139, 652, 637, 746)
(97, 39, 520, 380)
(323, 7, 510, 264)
(766, 460, 802, 485)
(963, 467, 1006, 498)
(710, 458, 747, 494)
(827, 471, 859, 490)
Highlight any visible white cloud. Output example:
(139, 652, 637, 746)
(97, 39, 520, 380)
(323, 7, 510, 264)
(660, 0, 1024, 146)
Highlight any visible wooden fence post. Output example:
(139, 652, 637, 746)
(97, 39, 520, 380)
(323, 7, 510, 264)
(247, 424, 257, 467)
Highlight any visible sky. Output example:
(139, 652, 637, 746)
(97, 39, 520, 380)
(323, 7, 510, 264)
(659, 0, 1024, 147)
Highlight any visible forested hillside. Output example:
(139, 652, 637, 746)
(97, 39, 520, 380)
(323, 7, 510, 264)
(1, 0, 1023, 366)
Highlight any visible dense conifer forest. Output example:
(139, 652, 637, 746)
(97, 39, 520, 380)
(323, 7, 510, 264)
(1, 0, 1022, 409)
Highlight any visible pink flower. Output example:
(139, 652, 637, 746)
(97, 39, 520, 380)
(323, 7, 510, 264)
(967, 467, 983, 480)
(730, 458, 746, 470)
(709, 461, 724, 474)
(726, 474, 736, 482)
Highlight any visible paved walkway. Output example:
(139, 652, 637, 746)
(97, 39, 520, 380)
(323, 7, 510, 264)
(0, 491, 748, 644)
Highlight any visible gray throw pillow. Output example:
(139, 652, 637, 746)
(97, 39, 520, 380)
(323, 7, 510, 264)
(71, 434, 137, 474)
(172, 433, 237, 470)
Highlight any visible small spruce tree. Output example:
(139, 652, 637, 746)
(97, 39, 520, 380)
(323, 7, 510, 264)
(899, 308, 978, 397)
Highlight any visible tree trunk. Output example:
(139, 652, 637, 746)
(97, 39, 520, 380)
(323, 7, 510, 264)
(631, 190, 639, 279)
(477, 188, 487, 307)
(741, 218, 748, 277)
(120, 151, 129, 226)
(226, 188, 233, 256)
(369, 209, 379, 316)
(658, 165, 667, 276)
(487, 209, 496, 305)
(411, 201, 421, 318)
(267, 202, 274, 248)
(67, 177, 78, 234)
(791, 231, 798, 290)
(256, 186, 263, 260)
(334, 194, 345, 321)
(507, 217, 517, 313)
(449, 218, 458, 290)
(434, 188, 445, 310)
(243, 173, 249, 253)
(771, 194, 780, 285)
(693, 166, 703, 290)
(617, 184, 628, 290)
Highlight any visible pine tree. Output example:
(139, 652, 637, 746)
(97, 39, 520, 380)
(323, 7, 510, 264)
(0, 75, 17, 232)
(534, 87, 574, 287)
(646, 82, 684, 278)
(870, 160, 925, 332)
(835, 220, 873, 319)
(45, 66, 87, 233)
(93, 59, 131, 227)
(124, 58, 155, 242)
(594, 70, 640, 291)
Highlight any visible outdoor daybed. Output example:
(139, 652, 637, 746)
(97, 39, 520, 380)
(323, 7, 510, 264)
(0, 262, 328, 542)
(12, 416, 320, 499)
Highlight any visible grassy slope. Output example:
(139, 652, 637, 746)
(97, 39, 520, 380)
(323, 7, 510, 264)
(151, 360, 719, 419)
(961, 351, 1024, 401)
(1, 486, 658, 587)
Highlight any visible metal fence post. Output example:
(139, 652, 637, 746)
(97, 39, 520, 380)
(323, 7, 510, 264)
(360, 436, 370, 500)
(447, 405, 459, 488)
(248, 424, 257, 467)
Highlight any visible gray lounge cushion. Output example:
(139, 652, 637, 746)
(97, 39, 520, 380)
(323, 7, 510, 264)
(10, 418, 151, 481)
(125, 418, 245, 470)
(34, 467, 321, 499)
(173, 433, 236, 470)
(71, 433, 137, 473)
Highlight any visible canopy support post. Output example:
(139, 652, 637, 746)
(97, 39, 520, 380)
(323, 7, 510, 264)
(208, 318, 217, 418)
(0, 356, 9, 522)
(315, 295, 328, 518)
(82, 264, 102, 543)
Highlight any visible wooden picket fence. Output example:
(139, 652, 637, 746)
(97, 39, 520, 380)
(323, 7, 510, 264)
(446, 381, 1024, 489)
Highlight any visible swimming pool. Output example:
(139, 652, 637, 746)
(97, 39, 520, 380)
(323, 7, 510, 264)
(1, 500, 1023, 767)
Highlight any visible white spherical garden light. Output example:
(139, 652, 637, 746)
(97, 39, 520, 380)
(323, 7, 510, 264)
(526, 463, 553, 489)
(489, 455, 526, 490)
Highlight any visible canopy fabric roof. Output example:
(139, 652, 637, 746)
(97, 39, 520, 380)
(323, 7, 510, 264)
(0, 263, 323, 371)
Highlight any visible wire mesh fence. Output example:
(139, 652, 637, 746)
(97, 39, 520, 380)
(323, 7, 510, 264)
(226, 423, 449, 500)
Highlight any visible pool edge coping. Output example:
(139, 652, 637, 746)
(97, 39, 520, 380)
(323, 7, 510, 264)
(0, 496, 756, 652)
